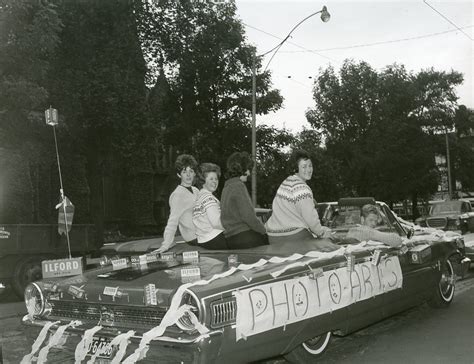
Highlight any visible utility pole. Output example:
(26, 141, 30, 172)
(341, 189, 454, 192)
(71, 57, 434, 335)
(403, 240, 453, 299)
(251, 51, 257, 206)
(445, 130, 453, 200)
(250, 6, 330, 206)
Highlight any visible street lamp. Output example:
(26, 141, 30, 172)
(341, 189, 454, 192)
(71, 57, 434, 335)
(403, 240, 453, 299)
(251, 6, 331, 206)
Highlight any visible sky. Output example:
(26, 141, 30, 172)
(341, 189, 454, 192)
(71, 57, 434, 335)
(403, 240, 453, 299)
(235, 0, 474, 132)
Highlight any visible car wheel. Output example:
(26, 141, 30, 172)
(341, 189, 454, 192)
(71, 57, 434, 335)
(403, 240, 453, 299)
(284, 332, 331, 363)
(428, 259, 455, 308)
(12, 256, 45, 298)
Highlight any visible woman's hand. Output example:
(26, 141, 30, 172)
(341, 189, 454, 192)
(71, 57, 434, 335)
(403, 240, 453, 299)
(154, 241, 175, 254)
(314, 239, 340, 252)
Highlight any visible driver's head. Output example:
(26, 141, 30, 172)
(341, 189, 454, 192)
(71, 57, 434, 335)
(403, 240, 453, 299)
(361, 204, 379, 228)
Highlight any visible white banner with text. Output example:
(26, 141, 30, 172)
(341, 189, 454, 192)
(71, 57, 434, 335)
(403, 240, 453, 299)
(234, 256, 403, 340)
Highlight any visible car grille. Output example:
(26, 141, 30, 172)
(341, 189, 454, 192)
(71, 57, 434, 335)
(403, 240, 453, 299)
(49, 301, 167, 328)
(426, 217, 447, 229)
(210, 298, 237, 328)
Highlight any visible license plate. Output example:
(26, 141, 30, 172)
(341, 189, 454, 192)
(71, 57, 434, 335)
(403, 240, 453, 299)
(87, 336, 115, 359)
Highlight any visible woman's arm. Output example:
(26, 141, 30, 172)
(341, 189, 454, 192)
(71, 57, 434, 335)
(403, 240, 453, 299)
(296, 189, 331, 237)
(207, 203, 224, 230)
(234, 183, 266, 234)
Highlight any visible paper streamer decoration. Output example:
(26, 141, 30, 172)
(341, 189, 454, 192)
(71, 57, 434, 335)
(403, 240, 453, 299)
(20, 320, 60, 364)
(85, 330, 135, 364)
(123, 242, 385, 362)
(74, 325, 103, 364)
(37, 320, 81, 364)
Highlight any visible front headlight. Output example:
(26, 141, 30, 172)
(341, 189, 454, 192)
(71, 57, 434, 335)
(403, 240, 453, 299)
(25, 283, 45, 319)
(176, 290, 202, 332)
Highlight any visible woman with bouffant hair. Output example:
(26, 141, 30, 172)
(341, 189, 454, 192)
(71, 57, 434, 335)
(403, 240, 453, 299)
(192, 163, 228, 249)
(221, 152, 268, 249)
(156, 154, 199, 253)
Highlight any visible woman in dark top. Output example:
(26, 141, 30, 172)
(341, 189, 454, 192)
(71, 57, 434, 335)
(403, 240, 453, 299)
(221, 152, 269, 249)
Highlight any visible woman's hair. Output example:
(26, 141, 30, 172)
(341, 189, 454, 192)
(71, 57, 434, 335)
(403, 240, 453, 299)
(361, 204, 378, 218)
(226, 152, 253, 178)
(289, 149, 311, 173)
(175, 154, 198, 173)
(196, 163, 221, 187)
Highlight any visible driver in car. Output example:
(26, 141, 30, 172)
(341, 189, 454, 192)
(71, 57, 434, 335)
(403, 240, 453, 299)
(346, 204, 402, 247)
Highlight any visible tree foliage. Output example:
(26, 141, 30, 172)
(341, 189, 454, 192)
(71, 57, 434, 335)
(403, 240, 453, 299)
(136, 0, 283, 167)
(0, 0, 63, 223)
(307, 60, 463, 211)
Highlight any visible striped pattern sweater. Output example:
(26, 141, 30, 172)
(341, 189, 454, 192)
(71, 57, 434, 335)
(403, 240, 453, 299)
(192, 189, 225, 243)
(265, 175, 328, 237)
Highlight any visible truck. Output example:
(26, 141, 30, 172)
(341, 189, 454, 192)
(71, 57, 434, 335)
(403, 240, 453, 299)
(0, 224, 96, 298)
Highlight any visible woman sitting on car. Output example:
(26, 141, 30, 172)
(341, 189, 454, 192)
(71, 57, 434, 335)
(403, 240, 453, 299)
(155, 154, 199, 253)
(192, 163, 228, 250)
(221, 152, 269, 249)
(346, 204, 402, 247)
(265, 149, 338, 252)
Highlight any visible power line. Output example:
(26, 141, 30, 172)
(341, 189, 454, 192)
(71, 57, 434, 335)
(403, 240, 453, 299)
(423, 0, 473, 41)
(243, 22, 337, 63)
(277, 25, 473, 53)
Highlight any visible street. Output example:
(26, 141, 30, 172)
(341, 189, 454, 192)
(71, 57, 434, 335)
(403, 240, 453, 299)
(1, 267, 473, 363)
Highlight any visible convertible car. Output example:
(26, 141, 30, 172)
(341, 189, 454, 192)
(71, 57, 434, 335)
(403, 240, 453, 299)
(22, 198, 469, 363)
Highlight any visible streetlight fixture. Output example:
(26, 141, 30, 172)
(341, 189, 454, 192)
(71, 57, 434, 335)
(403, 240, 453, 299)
(251, 5, 331, 206)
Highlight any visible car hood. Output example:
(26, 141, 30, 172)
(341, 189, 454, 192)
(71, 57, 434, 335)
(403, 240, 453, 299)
(43, 239, 371, 307)
(427, 213, 459, 219)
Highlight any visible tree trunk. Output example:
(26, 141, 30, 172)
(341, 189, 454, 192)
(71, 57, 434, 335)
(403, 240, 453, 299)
(86, 151, 104, 251)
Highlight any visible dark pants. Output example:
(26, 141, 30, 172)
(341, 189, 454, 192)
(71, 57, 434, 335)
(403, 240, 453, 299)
(197, 232, 228, 250)
(226, 230, 269, 249)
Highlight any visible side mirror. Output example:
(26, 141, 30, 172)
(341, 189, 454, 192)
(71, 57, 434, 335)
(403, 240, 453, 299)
(407, 227, 415, 239)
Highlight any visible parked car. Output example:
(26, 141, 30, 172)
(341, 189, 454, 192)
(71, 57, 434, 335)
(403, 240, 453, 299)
(416, 199, 474, 235)
(21, 198, 468, 363)
(0, 223, 95, 298)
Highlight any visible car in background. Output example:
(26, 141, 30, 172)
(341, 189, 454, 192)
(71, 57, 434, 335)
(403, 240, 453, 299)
(21, 197, 469, 363)
(416, 199, 474, 235)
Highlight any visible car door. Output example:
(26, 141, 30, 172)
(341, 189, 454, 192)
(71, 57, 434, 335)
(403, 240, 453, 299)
(463, 202, 474, 231)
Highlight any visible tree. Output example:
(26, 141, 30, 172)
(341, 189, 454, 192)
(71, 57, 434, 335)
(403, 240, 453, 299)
(46, 0, 150, 242)
(307, 60, 462, 216)
(136, 0, 283, 168)
(452, 105, 474, 192)
(0, 0, 63, 223)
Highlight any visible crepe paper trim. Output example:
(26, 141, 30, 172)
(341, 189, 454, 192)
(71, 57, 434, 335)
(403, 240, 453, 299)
(124, 242, 386, 362)
(122, 304, 194, 363)
(188, 311, 210, 335)
(20, 320, 60, 364)
(37, 320, 82, 364)
(123, 260, 275, 363)
(74, 325, 103, 364)
(25, 297, 37, 319)
(84, 329, 136, 364)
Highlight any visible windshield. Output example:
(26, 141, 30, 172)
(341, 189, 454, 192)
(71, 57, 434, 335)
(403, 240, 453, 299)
(329, 204, 397, 234)
(430, 201, 462, 215)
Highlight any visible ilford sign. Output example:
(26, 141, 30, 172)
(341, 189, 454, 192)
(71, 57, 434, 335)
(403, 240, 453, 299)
(42, 257, 83, 278)
(234, 256, 403, 340)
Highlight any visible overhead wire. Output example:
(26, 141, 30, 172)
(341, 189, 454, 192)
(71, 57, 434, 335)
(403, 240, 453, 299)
(423, 0, 473, 41)
(277, 25, 474, 53)
(243, 22, 336, 62)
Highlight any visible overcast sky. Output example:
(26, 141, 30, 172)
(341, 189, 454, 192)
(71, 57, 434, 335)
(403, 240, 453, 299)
(235, 0, 473, 132)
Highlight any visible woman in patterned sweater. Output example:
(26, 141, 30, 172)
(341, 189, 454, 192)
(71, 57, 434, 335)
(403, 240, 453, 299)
(192, 163, 228, 250)
(265, 150, 338, 251)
